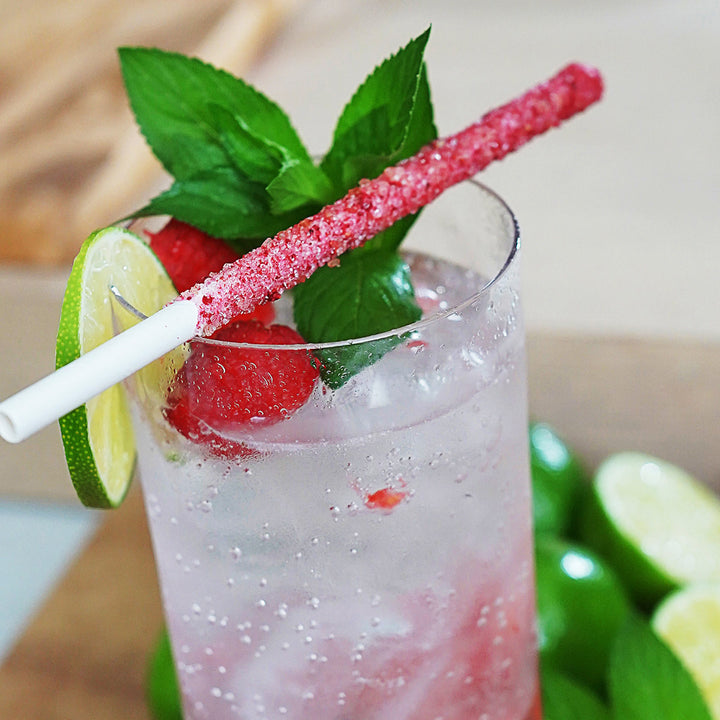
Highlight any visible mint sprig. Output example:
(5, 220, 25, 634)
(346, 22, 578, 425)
(120, 29, 436, 383)
(293, 28, 436, 385)
(119, 47, 330, 240)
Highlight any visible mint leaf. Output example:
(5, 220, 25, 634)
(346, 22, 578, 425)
(608, 615, 713, 720)
(292, 29, 436, 382)
(119, 47, 311, 176)
(344, 61, 434, 256)
(293, 249, 421, 388)
(540, 666, 611, 720)
(267, 157, 335, 214)
(131, 169, 308, 241)
(209, 105, 334, 212)
(119, 47, 321, 239)
(321, 28, 435, 191)
(208, 105, 286, 185)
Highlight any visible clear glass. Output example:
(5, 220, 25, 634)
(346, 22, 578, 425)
(123, 180, 541, 720)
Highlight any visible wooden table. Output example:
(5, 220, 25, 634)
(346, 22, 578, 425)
(0, 334, 718, 718)
(0, 490, 160, 719)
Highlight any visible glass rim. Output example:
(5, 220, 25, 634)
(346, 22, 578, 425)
(118, 179, 520, 351)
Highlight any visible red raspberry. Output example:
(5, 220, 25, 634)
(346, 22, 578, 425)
(164, 320, 319, 457)
(147, 219, 275, 324)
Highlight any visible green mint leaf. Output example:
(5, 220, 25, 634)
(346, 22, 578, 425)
(293, 249, 422, 388)
(291, 29, 436, 382)
(267, 157, 335, 214)
(119, 47, 318, 238)
(119, 47, 311, 177)
(209, 105, 334, 213)
(338, 60, 434, 255)
(608, 615, 713, 720)
(132, 169, 307, 241)
(208, 104, 286, 185)
(540, 666, 611, 720)
(321, 28, 435, 192)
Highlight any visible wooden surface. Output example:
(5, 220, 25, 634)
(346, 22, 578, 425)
(0, 490, 161, 720)
(0, 333, 719, 718)
(527, 333, 720, 491)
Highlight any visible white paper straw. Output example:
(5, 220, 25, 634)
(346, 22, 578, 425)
(0, 300, 199, 444)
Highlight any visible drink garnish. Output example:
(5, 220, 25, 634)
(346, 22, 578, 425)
(163, 319, 320, 458)
(173, 62, 603, 342)
(55, 227, 177, 507)
(0, 35, 603, 450)
(146, 218, 275, 325)
(121, 29, 437, 383)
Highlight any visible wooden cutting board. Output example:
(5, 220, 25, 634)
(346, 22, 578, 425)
(0, 0, 300, 265)
(0, 333, 718, 718)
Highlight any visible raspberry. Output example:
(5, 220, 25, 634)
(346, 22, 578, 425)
(365, 487, 407, 511)
(148, 219, 275, 324)
(164, 320, 319, 456)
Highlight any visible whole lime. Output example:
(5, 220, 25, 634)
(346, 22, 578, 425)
(529, 422, 586, 536)
(535, 534, 632, 692)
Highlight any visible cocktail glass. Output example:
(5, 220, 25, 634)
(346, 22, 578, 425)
(122, 179, 540, 720)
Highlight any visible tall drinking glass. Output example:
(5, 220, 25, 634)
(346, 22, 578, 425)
(124, 179, 540, 720)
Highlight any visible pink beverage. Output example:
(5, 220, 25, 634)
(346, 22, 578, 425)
(126, 180, 540, 719)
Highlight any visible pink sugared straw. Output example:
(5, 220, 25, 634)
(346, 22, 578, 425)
(182, 62, 603, 337)
(0, 62, 602, 443)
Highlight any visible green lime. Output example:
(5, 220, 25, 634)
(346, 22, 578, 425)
(529, 422, 585, 536)
(540, 665, 611, 720)
(580, 452, 720, 608)
(535, 534, 632, 692)
(652, 583, 720, 719)
(147, 627, 183, 720)
(55, 226, 177, 508)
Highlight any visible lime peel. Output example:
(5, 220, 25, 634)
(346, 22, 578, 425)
(56, 226, 177, 508)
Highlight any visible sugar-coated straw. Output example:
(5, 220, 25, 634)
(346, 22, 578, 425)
(181, 62, 603, 336)
(0, 62, 603, 444)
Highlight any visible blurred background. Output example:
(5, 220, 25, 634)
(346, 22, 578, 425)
(0, 0, 718, 679)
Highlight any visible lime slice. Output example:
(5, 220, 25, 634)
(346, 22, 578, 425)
(581, 452, 720, 607)
(56, 226, 177, 508)
(652, 583, 720, 719)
